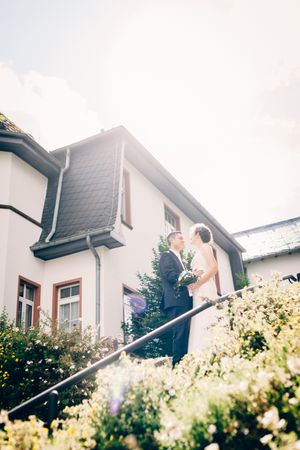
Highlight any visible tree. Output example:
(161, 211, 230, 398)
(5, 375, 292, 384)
(123, 236, 193, 359)
(235, 271, 250, 289)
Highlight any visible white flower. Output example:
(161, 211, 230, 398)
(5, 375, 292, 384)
(169, 426, 182, 441)
(208, 424, 217, 434)
(287, 357, 300, 374)
(259, 407, 285, 431)
(204, 444, 220, 450)
(260, 434, 273, 444)
(239, 380, 248, 391)
(177, 270, 198, 286)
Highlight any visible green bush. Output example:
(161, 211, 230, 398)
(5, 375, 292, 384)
(234, 272, 250, 289)
(1, 278, 299, 449)
(0, 311, 117, 420)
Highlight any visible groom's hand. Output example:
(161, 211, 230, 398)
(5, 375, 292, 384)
(188, 282, 196, 291)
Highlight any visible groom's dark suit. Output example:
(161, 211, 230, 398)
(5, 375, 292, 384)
(159, 250, 193, 367)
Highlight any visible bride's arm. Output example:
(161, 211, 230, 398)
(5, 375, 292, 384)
(190, 245, 218, 290)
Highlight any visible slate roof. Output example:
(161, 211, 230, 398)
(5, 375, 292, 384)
(32, 131, 124, 259)
(233, 217, 300, 262)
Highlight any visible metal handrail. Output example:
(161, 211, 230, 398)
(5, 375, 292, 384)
(7, 275, 293, 422)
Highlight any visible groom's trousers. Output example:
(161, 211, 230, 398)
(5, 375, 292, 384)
(166, 306, 191, 367)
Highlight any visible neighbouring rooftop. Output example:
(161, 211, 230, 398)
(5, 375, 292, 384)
(233, 216, 300, 262)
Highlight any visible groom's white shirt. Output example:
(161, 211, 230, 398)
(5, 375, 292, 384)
(169, 249, 193, 297)
(169, 249, 185, 270)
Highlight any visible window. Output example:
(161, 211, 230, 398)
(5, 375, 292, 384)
(52, 279, 82, 332)
(123, 285, 138, 344)
(164, 205, 180, 236)
(121, 170, 132, 227)
(212, 248, 221, 296)
(16, 277, 41, 329)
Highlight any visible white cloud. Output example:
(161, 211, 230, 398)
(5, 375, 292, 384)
(0, 63, 102, 150)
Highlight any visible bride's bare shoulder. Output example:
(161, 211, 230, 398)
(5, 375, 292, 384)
(202, 243, 214, 254)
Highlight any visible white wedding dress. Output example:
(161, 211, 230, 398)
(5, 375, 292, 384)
(188, 246, 218, 353)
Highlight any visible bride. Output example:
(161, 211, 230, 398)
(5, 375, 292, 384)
(188, 223, 219, 353)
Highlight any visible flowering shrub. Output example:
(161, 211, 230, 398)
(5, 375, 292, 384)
(0, 278, 299, 449)
(0, 311, 117, 419)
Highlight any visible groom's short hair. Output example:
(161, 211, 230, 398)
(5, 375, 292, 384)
(167, 231, 182, 246)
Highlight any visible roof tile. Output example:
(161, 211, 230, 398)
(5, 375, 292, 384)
(234, 217, 300, 261)
(38, 136, 121, 243)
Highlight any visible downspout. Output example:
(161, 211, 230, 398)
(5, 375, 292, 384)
(86, 235, 101, 339)
(45, 148, 70, 243)
(86, 140, 124, 341)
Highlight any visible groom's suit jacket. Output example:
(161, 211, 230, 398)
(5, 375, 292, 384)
(159, 251, 193, 311)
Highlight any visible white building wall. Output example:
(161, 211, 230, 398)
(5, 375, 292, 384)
(0, 151, 48, 319)
(2, 212, 44, 319)
(101, 160, 235, 336)
(9, 153, 48, 222)
(1, 214, 103, 332)
(245, 253, 300, 283)
(42, 250, 97, 331)
(0, 152, 47, 222)
(0, 152, 12, 203)
(0, 210, 9, 311)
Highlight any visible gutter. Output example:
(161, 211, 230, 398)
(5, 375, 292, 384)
(0, 131, 62, 177)
(86, 235, 101, 339)
(243, 245, 300, 264)
(32, 226, 117, 250)
(45, 148, 70, 243)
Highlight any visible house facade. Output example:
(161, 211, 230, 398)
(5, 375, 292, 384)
(0, 113, 244, 338)
(233, 217, 300, 284)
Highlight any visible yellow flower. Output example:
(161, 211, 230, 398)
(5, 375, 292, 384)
(68, 425, 77, 436)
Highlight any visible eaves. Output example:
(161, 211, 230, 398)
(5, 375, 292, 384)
(0, 130, 61, 177)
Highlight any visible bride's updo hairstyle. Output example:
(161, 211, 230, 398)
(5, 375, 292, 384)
(191, 223, 213, 244)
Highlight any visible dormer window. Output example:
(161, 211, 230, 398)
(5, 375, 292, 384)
(164, 205, 180, 236)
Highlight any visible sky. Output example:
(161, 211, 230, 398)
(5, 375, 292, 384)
(1, 0, 299, 233)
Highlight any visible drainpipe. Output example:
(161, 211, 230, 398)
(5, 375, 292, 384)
(86, 235, 101, 339)
(45, 148, 70, 243)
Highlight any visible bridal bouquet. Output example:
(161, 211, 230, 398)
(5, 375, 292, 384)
(177, 270, 199, 287)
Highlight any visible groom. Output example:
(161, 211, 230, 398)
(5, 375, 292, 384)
(159, 231, 193, 367)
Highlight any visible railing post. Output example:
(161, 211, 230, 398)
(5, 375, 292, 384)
(47, 390, 59, 433)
